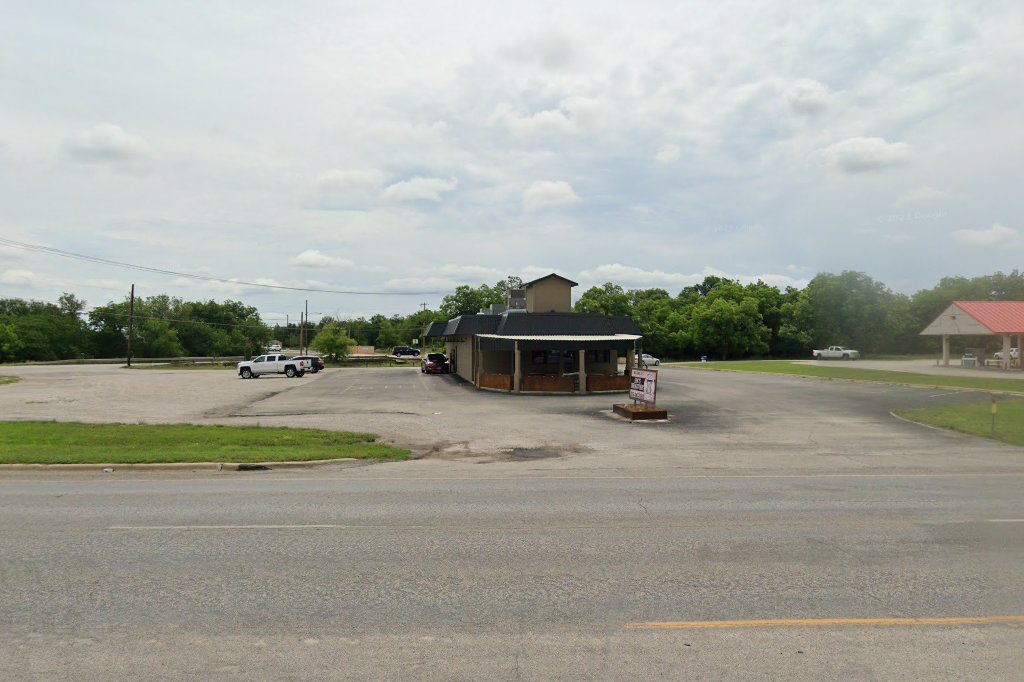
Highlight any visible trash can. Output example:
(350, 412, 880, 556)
(961, 356, 976, 368)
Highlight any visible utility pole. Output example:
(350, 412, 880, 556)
(420, 302, 428, 311)
(304, 299, 309, 354)
(126, 284, 135, 367)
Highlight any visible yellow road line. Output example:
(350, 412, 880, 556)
(626, 616, 1024, 630)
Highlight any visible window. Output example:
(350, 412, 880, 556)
(587, 350, 611, 363)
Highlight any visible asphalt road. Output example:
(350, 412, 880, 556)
(1, 365, 1023, 678)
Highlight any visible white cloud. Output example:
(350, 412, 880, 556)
(951, 223, 1020, 247)
(381, 176, 458, 202)
(655, 145, 681, 163)
(0, 269, 56, 288)
(577, 264, 809, 291)
(522, 180, 580, 212)
(490, 106, 574, 136)
(169, 277, 288, 296)
(785, 79, 830, 115)
(288, 250, 354, 269)
(498, 30, 579, 70)
(895, 185, 945, 206)
(61, 124, 154, 169)
(819, 137, 911, 173)
(313, 169, 386, 208)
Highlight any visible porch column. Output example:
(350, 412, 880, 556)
(513, 342, 522, 393)
(476, 336, 484, 387)
(942, 334, 950, 367)
(626, 349, 635, 373)
(578, 348, 587, 393)
(1002, 334, 1012, 370)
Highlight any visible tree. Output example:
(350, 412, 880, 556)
(802, 271, 906, 354)
(312, 322, 355, 362)
(0, 322, 22, 362)
(691, 297, 770, 360)
(574, 283, 630, 316)
(439, 285, 499, 318)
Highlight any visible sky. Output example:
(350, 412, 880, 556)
(2, 1, 1022, 325)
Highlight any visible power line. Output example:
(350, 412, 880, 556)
(0, 236, 450, 296)
(83, 307, 433, 334)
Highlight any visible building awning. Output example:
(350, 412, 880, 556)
(476, 333, 641, 352)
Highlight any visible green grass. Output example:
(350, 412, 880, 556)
(0, 422, 410, 464)
(895, 401, 1024, 447)
(685, 360, 1024, 393)
(0, 376, 20, 386)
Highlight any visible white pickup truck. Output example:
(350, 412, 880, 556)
(812, 346, 860, 360)
(237, 353, 310, 379)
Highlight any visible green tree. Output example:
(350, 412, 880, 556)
(312, 321, 355, 362)
(574, 283, 631, 316)
(692, 297, 770, 360)
(0, 321, 23, 362)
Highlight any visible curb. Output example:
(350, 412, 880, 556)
(0, 458, 358, 472)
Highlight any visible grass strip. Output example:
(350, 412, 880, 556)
(0, 422, 409, 464)
(895, 401, 1024, 447)
(0, 376, 20, 386)
(685, 360, 1024, 393)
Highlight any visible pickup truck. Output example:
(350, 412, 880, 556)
(237, 354, 310, 379)
(812, 346, 860, 360)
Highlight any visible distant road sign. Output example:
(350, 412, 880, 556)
(629, 368, 658, 404)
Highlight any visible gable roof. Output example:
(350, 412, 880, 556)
(921, 301, 1024, 335)
(523, 273, 579, 289)
(954, 301, 1024, 333)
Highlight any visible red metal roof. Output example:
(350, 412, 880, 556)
(954, 301, 1024, 334)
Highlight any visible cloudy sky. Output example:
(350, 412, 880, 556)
(2, 1, 1022, 324)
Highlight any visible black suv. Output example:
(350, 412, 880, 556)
(289, 355, 325, 373)
(392, 346, 420, 357)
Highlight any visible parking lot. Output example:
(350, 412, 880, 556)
(1, 363, 1022, 476)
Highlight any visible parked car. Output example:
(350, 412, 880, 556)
(267, 343, 282, 352)
(290, 355, 325, 373)
(812, 345, 860, 360)
(237, 354, 310, 379)
(392, 346, 421, 357)
(993, 348, 1020, 361)
(641, 353, 660, 366)
(421, 352, 449, 374)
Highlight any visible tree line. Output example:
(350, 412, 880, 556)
(1, 270, 1021, 363)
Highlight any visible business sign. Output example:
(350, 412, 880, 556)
(629, 368, 658, 404)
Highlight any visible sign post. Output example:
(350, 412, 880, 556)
(615, 367, 667, 421)
(629, 368, 658, 405)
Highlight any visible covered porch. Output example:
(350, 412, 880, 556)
(921, 301, 1024, 371)
(473, 334, 641, 393)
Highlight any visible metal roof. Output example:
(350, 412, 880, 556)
(423, 321, 448, 338)
(495, 312, 642, 336)
(953, 301, 1024, 334)
(477, 334, 641, 341)
(921, 301, 1024, 335)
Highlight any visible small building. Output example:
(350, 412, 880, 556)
(920, 301, 1024, 370)
(426, 274, 643, 393)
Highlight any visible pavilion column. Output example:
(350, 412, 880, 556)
(513, 342, 522, 393)
(626, 349, 635, 374)
(579, 349, 587, 393)
(942, 335, 950, 367)
(1002, 335, 1012, 370)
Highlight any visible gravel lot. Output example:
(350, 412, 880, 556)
(1, 363, 1022, 476)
